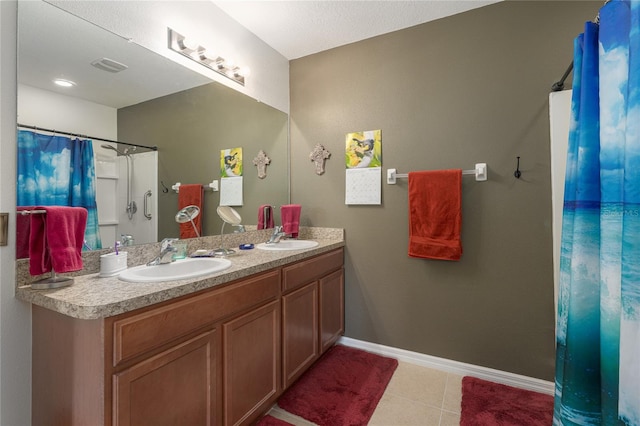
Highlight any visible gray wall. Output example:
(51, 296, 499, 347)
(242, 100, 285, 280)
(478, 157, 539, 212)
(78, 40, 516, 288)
(289, 1, 595, 380)
(118, 81, 289, 240)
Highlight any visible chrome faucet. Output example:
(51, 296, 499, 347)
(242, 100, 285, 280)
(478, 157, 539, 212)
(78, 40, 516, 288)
(121, 234, 135, 247)
(147, 238, 178, 266)
(266, 226, 287, 244)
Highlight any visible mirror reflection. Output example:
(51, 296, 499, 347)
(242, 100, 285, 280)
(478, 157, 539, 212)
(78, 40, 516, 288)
(175, 205, 201, 238)
(213, 206, 244, 257)
(16, 1, 289, 259)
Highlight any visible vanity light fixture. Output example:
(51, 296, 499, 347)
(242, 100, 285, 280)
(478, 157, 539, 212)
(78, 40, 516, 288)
(176, 37, 200, 55)
(234, 66, 251, 78)
(168, 28, 247, 86)
(197, 50, 219, 66)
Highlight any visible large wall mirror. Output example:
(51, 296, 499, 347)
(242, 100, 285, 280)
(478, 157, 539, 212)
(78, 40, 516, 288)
(16, 1, 289, 259)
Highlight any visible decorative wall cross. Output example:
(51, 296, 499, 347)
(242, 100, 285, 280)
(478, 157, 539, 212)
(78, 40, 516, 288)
(252, 150, 271, 179)
(309, 144, 331, 175)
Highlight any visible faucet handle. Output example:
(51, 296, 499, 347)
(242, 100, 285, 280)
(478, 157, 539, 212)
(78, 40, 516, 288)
(161, 238, 179, 250)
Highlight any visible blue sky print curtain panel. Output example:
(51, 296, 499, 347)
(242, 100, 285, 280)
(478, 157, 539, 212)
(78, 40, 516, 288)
(17, 130, 102, 251)
(554, 1, 640, 425)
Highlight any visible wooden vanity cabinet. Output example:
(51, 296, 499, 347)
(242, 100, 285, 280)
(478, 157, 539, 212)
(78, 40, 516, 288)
(319, 268, 345, 353)
(31, 248, 344, 426)
(223, 301, 280, 426)
(282, 249, 344, 388)
(112, 329, 220, 426)
(109, 269, 281, 426)
(282, 281, 319, 388)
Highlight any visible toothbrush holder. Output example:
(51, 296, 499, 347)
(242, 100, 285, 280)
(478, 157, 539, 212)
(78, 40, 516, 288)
(99, 252, 128, 277)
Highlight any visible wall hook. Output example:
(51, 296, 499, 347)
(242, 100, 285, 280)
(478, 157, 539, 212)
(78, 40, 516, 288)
(514, 156, 522, 179)
(160, 180, 169, 193)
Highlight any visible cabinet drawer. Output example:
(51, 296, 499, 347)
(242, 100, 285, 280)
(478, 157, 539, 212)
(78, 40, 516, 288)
(282, 248, 343, 293)
(112, 270, 280, 366)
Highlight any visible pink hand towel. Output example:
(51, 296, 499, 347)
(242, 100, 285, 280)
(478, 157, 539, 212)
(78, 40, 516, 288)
(178, 184, 203, 239)
(29, 206, 88, 275)
(281, 204, 301, 238)
(258, 205, 274, 229)
(408, 170, 462, 261)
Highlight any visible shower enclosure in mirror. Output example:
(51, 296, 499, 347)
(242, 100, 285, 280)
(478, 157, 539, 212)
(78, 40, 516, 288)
(16, 0, 290, 259)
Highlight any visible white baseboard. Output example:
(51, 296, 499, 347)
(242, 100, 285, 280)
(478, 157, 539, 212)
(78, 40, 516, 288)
(338, 336, 554, 395)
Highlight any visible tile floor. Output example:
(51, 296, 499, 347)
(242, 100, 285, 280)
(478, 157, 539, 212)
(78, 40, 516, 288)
(267, 361, 463, 426)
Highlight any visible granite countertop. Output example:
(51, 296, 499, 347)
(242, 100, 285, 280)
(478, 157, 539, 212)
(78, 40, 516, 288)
(15, 228, 344, 320)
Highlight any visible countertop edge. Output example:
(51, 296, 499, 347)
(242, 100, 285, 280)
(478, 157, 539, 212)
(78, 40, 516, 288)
(16, 239, 344, 320)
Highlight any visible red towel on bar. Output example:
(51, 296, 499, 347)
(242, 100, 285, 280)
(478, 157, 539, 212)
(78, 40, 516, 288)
(178, 184, 203, 239)
(281, 204, 301, 238)
(16, 206, 33, 259)
(258, 205, 274, 229)
(29, 206, 87, 275)
(408, 170, 462, 261)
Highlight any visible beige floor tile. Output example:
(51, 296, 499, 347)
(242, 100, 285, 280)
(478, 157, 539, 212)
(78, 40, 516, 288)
(384, 362, 448, 408)
(442, 373, 463, 413)
(439, 410, 461, 426)
(369, 393, 443, 426)
(270, 359, 465, 426)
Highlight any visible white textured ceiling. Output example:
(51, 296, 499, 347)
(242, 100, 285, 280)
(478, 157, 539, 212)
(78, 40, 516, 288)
(212, 1, 502, 60)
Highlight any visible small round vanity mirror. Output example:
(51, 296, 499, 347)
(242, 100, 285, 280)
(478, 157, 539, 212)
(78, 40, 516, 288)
(216, 206, 242, 226)
(175, 205, 201, 237)
(213, 206, 242, 257)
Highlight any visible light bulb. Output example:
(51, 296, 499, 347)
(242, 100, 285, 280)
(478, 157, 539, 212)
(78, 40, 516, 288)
(53, 78, 76, 87)
(237, 66, 251, 77)
(177, 37, 199, 54)
(224, 58, 236, 69)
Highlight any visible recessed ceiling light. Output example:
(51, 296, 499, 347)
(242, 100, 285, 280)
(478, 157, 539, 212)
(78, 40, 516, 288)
(53, 78, 76, 88)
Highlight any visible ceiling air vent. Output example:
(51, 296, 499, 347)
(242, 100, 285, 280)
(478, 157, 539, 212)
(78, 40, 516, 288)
(91, 58, 128, 73)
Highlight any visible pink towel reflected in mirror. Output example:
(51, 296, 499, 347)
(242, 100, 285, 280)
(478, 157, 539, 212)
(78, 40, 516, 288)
(281, 204, 301, 238)
(29, 206, 88, 275)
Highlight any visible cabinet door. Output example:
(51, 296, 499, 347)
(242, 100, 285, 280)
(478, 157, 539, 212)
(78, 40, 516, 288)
(223, 301, 280, 426)
(113, 329, 220, 426)
(319, 268, 345, 353)
(282, 282, 319, 388)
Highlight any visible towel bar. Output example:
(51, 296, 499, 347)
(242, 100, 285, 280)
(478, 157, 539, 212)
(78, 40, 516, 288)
(172, 181, 219, 192)
(387, 163, 487, 184)
(17, 209, 46, 214)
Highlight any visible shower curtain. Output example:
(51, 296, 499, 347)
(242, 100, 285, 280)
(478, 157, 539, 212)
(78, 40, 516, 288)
(17, 130, 102, 251)
(554, 1, 639, 425)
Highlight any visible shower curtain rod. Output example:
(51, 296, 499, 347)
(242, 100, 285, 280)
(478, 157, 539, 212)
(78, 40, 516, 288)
(551, 1, 610, 92)
(17, 123, 158, 151)
(551, 61, 573, 92)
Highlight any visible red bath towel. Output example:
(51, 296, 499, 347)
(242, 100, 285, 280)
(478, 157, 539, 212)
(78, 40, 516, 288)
(281, 204, 301, 238)
(29, 206, 87, 275)
(408, 170, 462, 261)
(178, 184, 203, 238)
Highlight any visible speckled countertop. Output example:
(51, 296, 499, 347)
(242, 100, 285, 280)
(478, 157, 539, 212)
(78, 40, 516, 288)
(15, 227, 344, 320)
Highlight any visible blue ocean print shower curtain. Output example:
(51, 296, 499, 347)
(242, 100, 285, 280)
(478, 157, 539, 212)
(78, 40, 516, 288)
(17, 130, 102, 251)
(554, 1, 640, 425)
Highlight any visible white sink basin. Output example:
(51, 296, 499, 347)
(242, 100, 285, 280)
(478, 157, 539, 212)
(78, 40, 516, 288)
(255, 240, 319, 251)
(118, 257, 232, 283)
